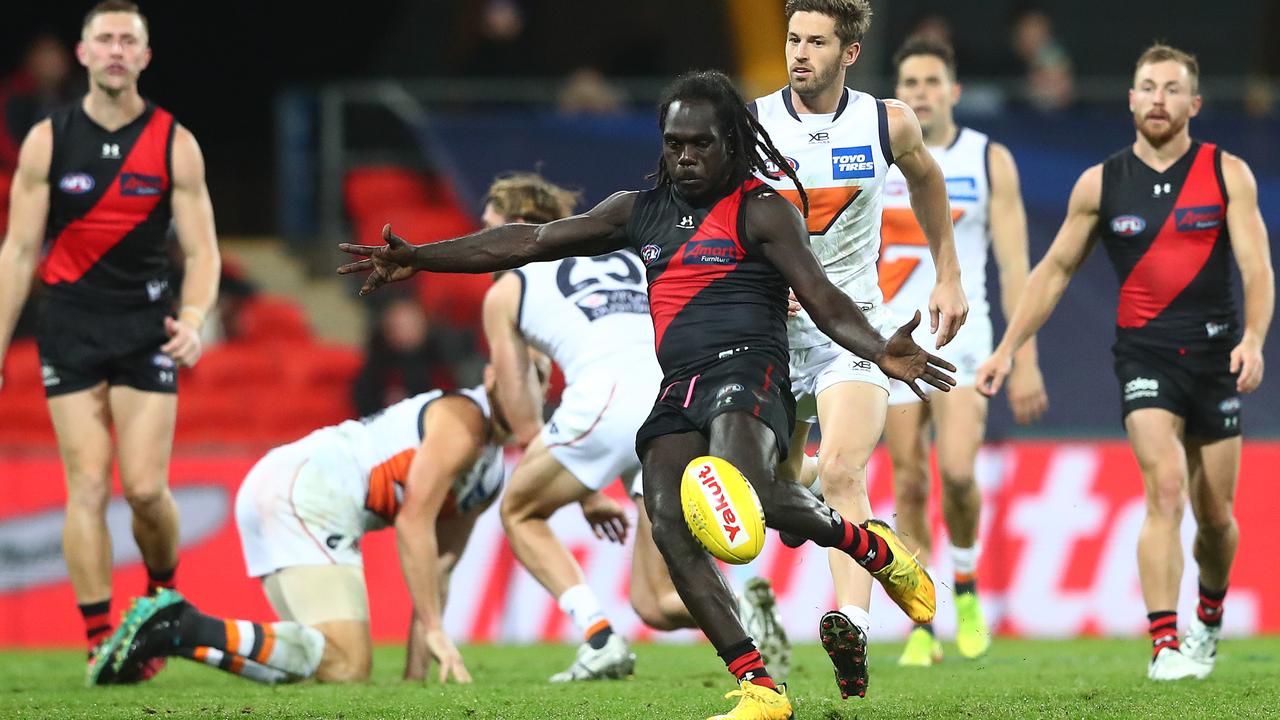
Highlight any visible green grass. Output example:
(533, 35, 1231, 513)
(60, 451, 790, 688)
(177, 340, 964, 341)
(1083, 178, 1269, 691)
(3, 638, 1279, 719)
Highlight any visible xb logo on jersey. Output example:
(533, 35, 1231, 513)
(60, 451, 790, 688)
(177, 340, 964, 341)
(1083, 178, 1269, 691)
(831, 145, 875, 179)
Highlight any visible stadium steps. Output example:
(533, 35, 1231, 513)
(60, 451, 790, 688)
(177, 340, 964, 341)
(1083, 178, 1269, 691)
(219, 237, 366, 346)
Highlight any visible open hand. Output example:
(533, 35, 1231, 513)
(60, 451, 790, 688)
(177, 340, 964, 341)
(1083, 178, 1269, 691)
(874, 311, 957, 401)
(425, 629, 471, 684)
(338, 224, 421, 296)
(580, 491, 630, 544)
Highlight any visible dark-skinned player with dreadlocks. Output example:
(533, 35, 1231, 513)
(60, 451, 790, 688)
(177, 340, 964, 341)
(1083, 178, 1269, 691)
(327, 70, 952, 719)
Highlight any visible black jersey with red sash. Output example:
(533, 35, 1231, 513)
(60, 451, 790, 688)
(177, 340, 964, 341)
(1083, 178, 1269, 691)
(627, 178, 789, 379)
(41, 101, 177, 308)
(1098, 141, 1237, 350)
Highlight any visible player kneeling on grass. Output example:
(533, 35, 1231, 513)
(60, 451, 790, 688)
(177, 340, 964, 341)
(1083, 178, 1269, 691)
(92, 362, 547, 685)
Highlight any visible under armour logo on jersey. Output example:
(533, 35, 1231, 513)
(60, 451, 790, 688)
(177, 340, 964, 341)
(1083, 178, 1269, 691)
(1152, 182, 1172, 197)
(101, 142, 120, 159)
(677, 215, 695, 229)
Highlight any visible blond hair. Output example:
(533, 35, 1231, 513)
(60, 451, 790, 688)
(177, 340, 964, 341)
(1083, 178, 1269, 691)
(484, 173, 580, 224)
(1135, 44, 1199, 94)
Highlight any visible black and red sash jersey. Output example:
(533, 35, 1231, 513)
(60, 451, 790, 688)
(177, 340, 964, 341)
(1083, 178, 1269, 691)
(627, 178, 789, 379)
(41, 101, 177, 308)
(1097, 141, 1237, 350)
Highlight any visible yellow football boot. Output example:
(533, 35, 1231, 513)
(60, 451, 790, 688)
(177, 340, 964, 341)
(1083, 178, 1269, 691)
(954, 593, 992, 659)
(897, 626, 943, 667)
(707, 681, 793, 720)
(864, 519, 936, 624)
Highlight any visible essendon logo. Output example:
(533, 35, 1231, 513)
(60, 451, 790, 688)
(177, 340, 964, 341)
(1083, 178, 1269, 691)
(696, 463, 747, 547)
(1174, 205, 1223, 232)
(684, 238, 739, 265)
(119, 172, 165, 197)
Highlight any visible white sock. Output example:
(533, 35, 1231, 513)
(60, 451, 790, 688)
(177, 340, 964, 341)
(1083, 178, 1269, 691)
(950, 544, 979, 576)
(558, 584, 609, 639)
(839, 604, 871, 634)
(264, 622, 325, 678)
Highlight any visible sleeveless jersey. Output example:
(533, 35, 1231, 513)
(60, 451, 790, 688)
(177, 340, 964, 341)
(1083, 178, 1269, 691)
(751, 86, 895, 347)
(881, 127, 992, 322)
(512, 251, 658, 385)
(1097, 141, 1237, 349)
(323, 385, 504, 526)
(42, 101, 177, 308)
(627, 178, 789, 379)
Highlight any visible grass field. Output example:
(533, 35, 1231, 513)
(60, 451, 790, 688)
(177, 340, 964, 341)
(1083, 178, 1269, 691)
(4, 638, 1279, 719)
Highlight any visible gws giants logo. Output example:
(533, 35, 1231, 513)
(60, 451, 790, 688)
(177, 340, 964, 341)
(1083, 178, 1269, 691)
(1110, 215, 1146, 237)
(695, 462, 748, 548)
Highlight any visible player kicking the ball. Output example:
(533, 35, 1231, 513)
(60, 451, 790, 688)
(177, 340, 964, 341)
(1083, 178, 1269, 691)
(340, 70, 953, 719)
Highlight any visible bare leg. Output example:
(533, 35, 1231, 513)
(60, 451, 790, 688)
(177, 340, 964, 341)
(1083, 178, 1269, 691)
(110, 386, 180, 575)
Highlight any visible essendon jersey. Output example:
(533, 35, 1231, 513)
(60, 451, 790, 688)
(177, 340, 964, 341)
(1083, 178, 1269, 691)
(627, 178, 789, 379)
(42, 101, 176, 307)
(1098, 141, 1238, 348)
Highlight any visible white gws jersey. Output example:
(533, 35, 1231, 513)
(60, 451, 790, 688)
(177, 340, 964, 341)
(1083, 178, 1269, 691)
(323, 385, 505, 526)
(881, 126, 992, 323)
(752, 86, 896, 348)
(513, 251, 660, 385)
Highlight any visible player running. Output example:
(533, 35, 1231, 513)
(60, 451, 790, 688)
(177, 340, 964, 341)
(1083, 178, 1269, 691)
(750, 0, 967, 697)
(340, 69, 953, 719)
(880, 37, 1048, 666)
(481, 173, 701, 682)
(0, 0, 219, 678)
(101, 365, 544, 684)
(977, 45, 1273, 681)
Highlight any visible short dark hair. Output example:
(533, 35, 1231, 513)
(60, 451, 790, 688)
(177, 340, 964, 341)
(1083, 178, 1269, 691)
(784, 0, 873, 46)
(1135, 43, 1199, 94)
(82, 1, 149, 39)
(653, 70, 808, 216)
(893, 37, 958, 82)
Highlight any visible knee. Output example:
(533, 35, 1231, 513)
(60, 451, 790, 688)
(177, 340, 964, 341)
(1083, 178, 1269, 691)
(1145, 469, 1186, 520)
(66, 476, 111, 513)
(1195, 506, 1236, 537)
(938, 465, 976, 495)
(816, 452, 869, 497)
(123, 483, 171, 514)
(315, 657, 370, 683)
(629, 588, 678, 632)
(894, 473, 930, 511)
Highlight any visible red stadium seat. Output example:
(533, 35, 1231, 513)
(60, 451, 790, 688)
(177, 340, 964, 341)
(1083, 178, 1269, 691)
(417, 272, 493, 329)
(1, 339, 42, 390)
(237, 296, 311, 344)
(344, 166, 433, 221)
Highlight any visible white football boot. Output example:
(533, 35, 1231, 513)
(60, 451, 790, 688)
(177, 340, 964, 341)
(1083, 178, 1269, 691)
(549, 633, 635, 682)
(1180, 616, 1221, 671)
(1147, 647, 1211, 681)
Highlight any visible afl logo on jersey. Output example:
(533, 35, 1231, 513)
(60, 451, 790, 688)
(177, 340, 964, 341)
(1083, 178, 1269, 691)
(58, 173, 95, 194)
(641, 244, 662, 265)
(1110, 215, 1146, 237)
(764, 156, 800, 178)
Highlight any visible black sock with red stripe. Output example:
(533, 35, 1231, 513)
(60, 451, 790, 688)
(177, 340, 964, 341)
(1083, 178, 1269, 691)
(146, 564, 177, 596)
(1197, 583, 1227, 627)
(835, 521, 892, 573)
(719, 638, 777, 692)
(1148, 610, 1179, 660)
(79, 599, 112, 654)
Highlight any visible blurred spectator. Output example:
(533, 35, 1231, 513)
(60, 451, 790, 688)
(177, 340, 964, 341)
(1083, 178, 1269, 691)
(447, 0, 535, 77)
(1245, 0, 1280, 116)
(352, 292, 470, 416)
(0, 33, 81, 172)
(557, 67, 627, 115)
(1010, 7, 1075, 111)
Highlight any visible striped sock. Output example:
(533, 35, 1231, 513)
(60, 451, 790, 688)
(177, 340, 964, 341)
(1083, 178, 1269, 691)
(181, 646, 291, 684)
(1147, 611, 1179, 660)
(719, 638, 777, 691)
(954, 572, 977, 596)
(79, 599, 112, 653)
(836, 521, 892, 573)
(146, 565, 177, 596)
(1197, 583, 1226, 627)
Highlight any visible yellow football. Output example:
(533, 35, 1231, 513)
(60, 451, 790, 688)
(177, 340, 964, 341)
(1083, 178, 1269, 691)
(680, 455, 766, 565)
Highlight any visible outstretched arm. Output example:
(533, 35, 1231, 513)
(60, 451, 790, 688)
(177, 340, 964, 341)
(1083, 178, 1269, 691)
(976, 164, 1102, 396)
(338, 191, 637, 296)
(747, 191, 956, 399)
(886, 99, 967, 347)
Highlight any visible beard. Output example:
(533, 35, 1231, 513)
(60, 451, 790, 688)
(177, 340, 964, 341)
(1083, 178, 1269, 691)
(1134, 111, 1187, 147)
(790, 61, 842, 100)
